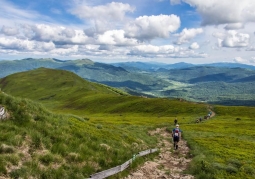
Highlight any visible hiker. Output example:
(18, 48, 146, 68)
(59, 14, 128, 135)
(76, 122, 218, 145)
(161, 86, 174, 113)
(174, 118, 178, 125)
(172, 124, 182, 150)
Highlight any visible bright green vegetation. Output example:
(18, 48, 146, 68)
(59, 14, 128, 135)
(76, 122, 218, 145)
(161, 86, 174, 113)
(0, 68, 255, 178)
(0, 92, 162, 178)
(181, 106, 255, 179)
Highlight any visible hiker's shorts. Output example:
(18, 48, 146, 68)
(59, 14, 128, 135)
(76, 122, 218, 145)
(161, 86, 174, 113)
(173, 136, 179, 142)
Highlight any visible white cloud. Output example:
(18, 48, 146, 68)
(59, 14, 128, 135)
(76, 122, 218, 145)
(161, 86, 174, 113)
(16, 24, 90, 45)
(214, 30, 250, 48)
(70, 2, 134, 21)
(1, 26, 19, 36)
(178, 0, 255, 28)
(222, 31, 250, 48)
(51, 45, 79, 55)
(97, 30, 138, 46)
(0, 36, 55, 52)
(233, 57, 247, 63)
(175, 28, 203, 44)
(125, 14, 180, 41)
(224, 23, 244, 30)
(189, 42, 199, 49)
(128, 44, 207, 58)
(0, 37, 34, 51)
(69, 2, 135, 34)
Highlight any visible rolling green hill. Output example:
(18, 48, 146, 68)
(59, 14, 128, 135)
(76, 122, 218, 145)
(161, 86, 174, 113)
(0, 58, 173, 97)
(0, 68, 207, 178)
(0, 68, 206, 117)
(0, 68, 255, 178)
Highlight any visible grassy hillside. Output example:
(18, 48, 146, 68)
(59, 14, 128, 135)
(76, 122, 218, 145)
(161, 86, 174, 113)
(0, 58, 173, 95)
(0, 68, 129, 109)
(1, 68, 255, 178)
(0, 69, 208, 178)
(0, 68, 205, 117)
(0, 91, 162, 178)
(182, 105, 255, 179)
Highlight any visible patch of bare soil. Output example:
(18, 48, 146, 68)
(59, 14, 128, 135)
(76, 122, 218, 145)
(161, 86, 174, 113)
(124, 128, 194, 179)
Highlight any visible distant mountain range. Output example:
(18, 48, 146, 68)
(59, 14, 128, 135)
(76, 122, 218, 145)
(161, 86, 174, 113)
(1, 58, 255, 106)
(111, 61, 255, 71)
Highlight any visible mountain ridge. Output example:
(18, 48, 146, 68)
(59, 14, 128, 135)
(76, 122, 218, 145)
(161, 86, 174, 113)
(1, 58, 255, 106)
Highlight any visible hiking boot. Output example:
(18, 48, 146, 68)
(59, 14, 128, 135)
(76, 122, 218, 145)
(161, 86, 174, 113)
(176, 145, 178, 150)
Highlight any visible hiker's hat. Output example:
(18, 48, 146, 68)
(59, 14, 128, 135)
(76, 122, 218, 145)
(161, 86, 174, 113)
(176, 124, 179, 127)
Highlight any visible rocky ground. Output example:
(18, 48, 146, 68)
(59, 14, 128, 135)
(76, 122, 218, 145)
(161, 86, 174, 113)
(124, 127, 194, 179)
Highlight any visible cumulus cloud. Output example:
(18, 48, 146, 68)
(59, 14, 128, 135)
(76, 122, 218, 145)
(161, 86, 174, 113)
(175, 0, 255, 28)
(128, 44, 207, 58)
(189, 42, 199, 49)
(1, 26, 19, 36)
(15, 24, 91, 45)
(214, 30, 250, 48)
(0, 37, 55, 51)
(175, 28, 203, 44)
(224, 23, 244, 30)
(69, 2, 135, 34)
(125, 14, 180, 41)
(97, 30, 138, 46)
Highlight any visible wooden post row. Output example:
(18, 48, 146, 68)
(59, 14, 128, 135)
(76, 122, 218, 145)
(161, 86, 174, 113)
(89, 149, 158, 179)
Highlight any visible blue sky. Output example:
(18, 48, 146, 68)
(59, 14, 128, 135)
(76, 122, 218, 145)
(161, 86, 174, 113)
(0, 0, 255, 65)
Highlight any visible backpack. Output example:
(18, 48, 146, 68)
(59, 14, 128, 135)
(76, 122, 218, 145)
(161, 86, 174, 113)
(173, 128, 180, 137)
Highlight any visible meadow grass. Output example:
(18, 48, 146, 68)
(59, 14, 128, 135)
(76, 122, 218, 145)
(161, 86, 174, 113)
(0, 90, 210, 178)
(1, 68, 255, 178)
(182, 108, 255, 179)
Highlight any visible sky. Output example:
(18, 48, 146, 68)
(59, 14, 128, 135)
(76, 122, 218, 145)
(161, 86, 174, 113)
(0, 0, 255, 65)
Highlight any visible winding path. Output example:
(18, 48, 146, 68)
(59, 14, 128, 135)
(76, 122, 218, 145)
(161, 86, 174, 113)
(124, 107, 215, 179)
(124, 128, 194, 179)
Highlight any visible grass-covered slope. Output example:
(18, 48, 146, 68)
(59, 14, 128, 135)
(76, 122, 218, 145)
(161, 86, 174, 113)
(0, 68, 206, 117)
(0, 67, 129, 109)
(0, 69, 208, 178)
(182, 105, 255, 179)
(0, 91, 162, 178)
(1, 68, 255, 179)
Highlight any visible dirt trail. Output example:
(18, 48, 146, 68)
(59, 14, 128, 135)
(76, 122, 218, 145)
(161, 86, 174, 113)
(124, 128, 194, 179)
(124, 107, 215, 179)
